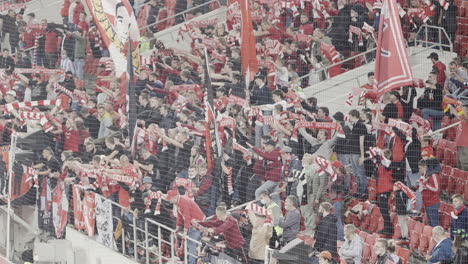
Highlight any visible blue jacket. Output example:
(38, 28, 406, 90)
(450, 207, 468, 240)
(429, 238, 453, 263)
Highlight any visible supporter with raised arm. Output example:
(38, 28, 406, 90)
(166, 189, 205, 264)
(259, 191, 283, 249)
(251, 139, 282, 205)
(196, 205, 246, 262)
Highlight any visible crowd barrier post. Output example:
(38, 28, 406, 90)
(145, 220, 149, 264)
(5, 134, 17, 261)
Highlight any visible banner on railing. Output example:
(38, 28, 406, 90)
(95, 195, 115, 249)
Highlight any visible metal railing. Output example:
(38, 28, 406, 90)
(141, 0, 221, 31)
(299, 47, 377, 82)
(415, 24, 453, 52)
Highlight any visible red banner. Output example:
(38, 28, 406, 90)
(373, 0, 413, 97)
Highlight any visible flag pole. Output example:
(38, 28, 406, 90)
(428, 121, 461, 136)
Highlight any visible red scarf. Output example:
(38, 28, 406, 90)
(451, 205, 466, 219)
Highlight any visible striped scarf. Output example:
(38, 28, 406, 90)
(314, 156, 337, 182)
(246, 202, 272, 226)
(0, 99, 62, 112)
(394, 181, 416, 210)
(144, 191, 165, 215)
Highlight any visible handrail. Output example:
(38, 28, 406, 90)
(414, 24, 453, 53)
(299, 47, 377, 81)
(141, 0, 221, 30)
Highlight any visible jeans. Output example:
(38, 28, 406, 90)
(349, 154, 367, 196)
(187, 227, 201, 264)
(254, 110, 272, 147)
(422, 108, 445, 131)
(406, 170, 422, 212)
(336, 153, 351, 192)
(334, 201, 344, 241)
(74, 58, 85, 80)
(377, 192, 392, 234)
(255, 180, 280, 206)
(426, 202, 440, 227)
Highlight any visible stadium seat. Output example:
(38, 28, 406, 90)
(418, 225, 433, 255)
(397, 246, 411, 264)
(439, 202, 454, 230)
(407, 218, 417, 238)
(448, 168, 459, 195)
(393, 223, 402, 239)
(435, 139, 447, 161)
(444, 141, 457, 167)
(361, 242, 372, 263)
(359, 230, 368, 242)
(409, 221, 424, 251)
(428, 237, 437, 254)
(440, 165, 453, 190)
(454, 169, 467, 195)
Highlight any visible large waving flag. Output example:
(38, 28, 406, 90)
(373, 0, 413, 98)
(84, 0, 140, 104)
(236, 0, 258, 79)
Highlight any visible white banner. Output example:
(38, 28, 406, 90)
(95, 195, 114, 249)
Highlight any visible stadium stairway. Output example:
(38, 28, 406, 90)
(302, 47, 458, 114)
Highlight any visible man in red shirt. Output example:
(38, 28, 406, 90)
(427, 52, 446, 86)
(166, 190, 205, 264)
(418, 159, 440, 227)
(44, 28, 61, 68)
(196, 206, 246, 262)
(251, 140, 282, 206)
(456, 99, 468, 171)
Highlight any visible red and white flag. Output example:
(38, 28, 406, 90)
(237, 0, 258, 79)
(373, 0, 413, 98)
(84, 0, 140, 106)
(52, 181, 69, 238)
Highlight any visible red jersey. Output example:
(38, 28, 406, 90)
(433, 61, 446, 86)
(175, 195, 205, 230)
(72, 3, 85, 25)
(421, 145, 435, 159)
(45, 31, 61, 53)
(421, 173, 440, 207)
(63, 130, 80, 152)
(377, 165, 393, 194)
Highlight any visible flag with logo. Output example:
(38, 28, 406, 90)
(52, 181, 69, 238)
(84, 0, 140, 105)
(373, 0, 413, 98)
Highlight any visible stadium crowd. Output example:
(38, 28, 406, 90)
(0, 0, 468, 263)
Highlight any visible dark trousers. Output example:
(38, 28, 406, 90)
(377, 192, 393, 234)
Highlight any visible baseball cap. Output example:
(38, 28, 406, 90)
(318, 251, 332, 260)
(332, 111, 344, 122)
(165, 190, 179, 200)
(142, 177, 152, 184)
(281, 146, 292, 153)
(332, 160, 343, 168)
(5, 90, 16, 97)
(427, 52, 438, 60)
(264, 140, 276, 146)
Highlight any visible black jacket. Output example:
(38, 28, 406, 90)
(314, 213, 338, 257)
(405, 128, 421, 174)
(417, 84, 443, 111)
